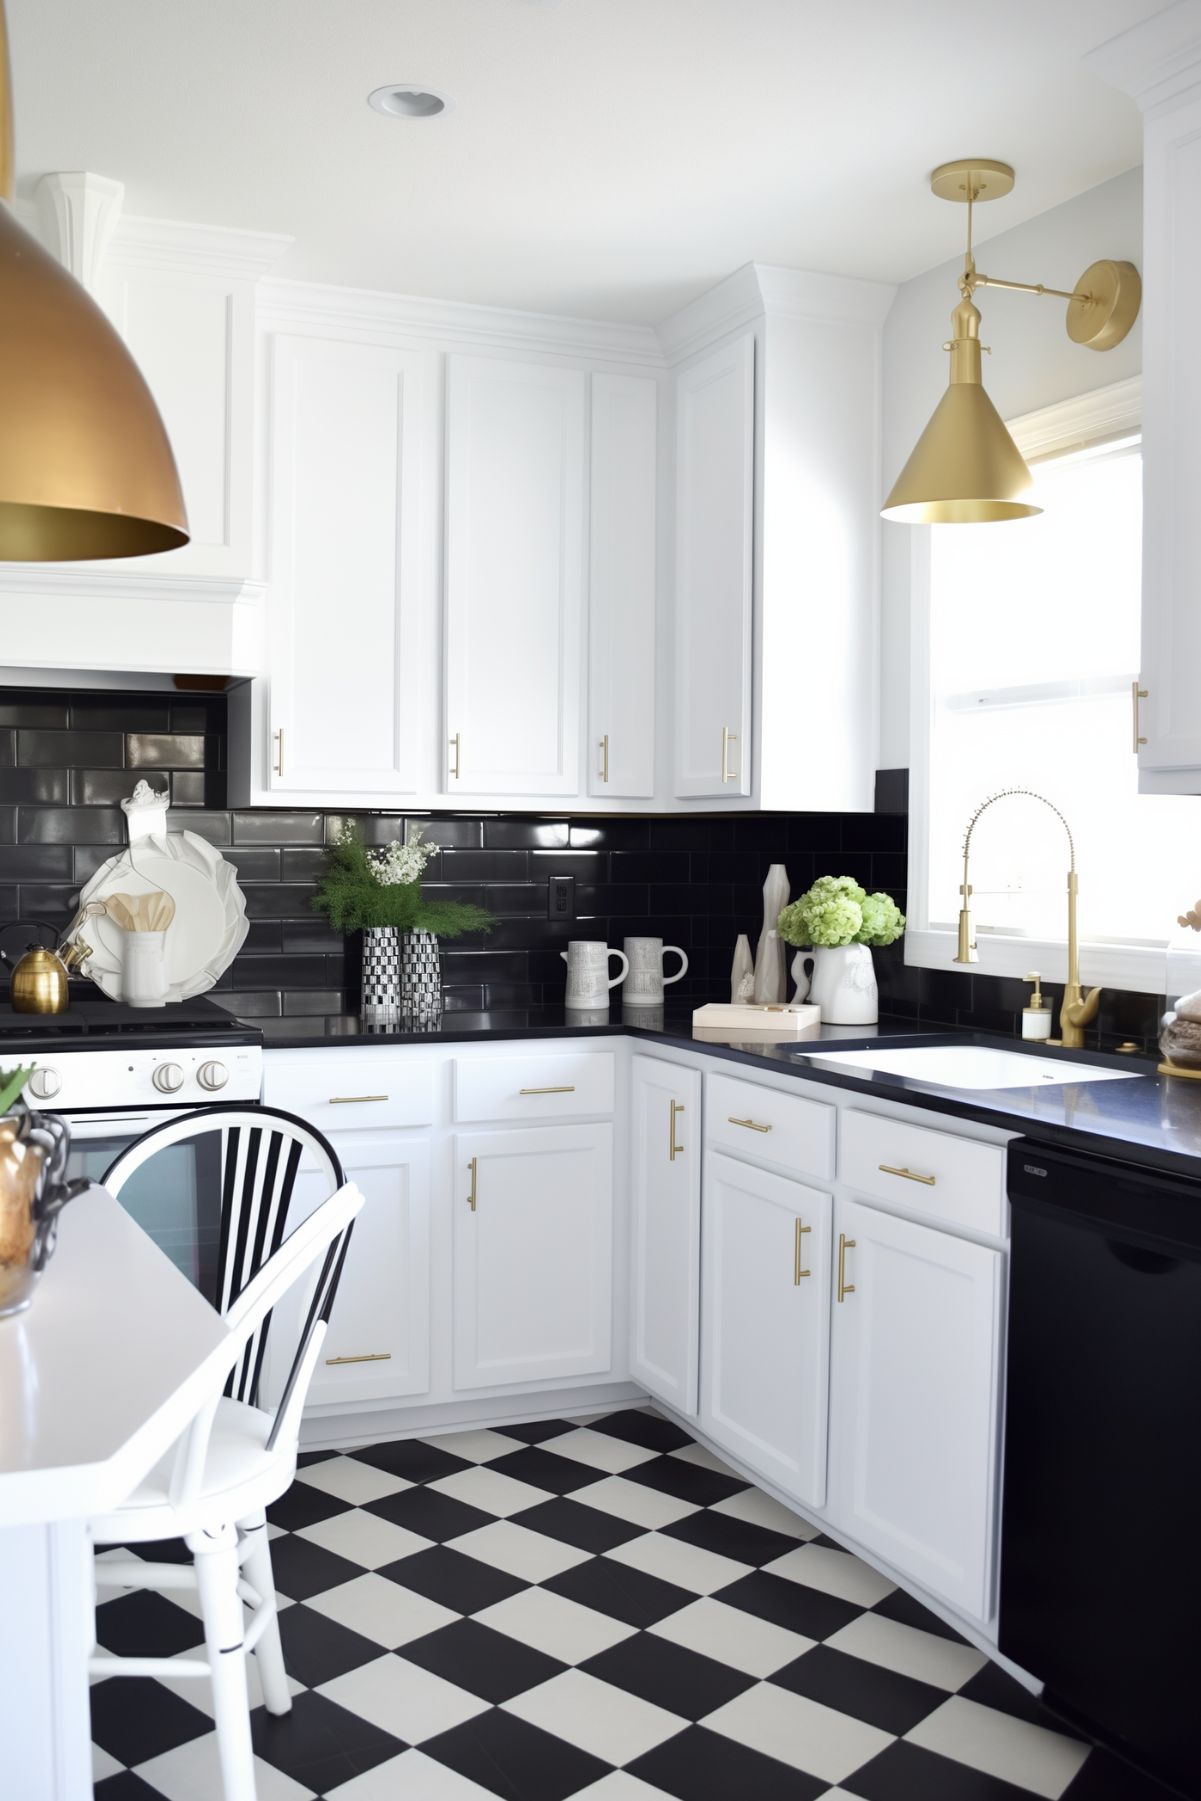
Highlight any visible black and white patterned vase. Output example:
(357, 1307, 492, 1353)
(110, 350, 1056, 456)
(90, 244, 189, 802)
(361, 926, 403, 1019)
(401, 929, 443, 1024)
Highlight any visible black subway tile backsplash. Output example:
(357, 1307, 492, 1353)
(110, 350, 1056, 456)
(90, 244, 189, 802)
(0, 686, 1167, 1050)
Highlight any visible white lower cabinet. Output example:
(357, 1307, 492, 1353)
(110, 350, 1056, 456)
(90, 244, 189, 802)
(303, 1135, 432, 1408)
(629, 1056, 701, 1415)
(826, 1194, 1005, 1621)
(700, 1152, 832, 1507)
(453, 1124, 613, 1390)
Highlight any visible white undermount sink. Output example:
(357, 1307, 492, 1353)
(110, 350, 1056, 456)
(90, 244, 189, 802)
(800, 1043, 1142, 1089)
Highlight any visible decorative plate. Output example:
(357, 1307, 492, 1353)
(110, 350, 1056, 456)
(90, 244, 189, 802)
(77, 832, 248, 1003)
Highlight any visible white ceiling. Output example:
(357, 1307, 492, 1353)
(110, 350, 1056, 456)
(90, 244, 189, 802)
(7, 0, 1160, 324)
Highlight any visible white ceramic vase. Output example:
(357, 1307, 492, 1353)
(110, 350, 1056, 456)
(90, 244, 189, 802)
(809, 943, 879, 1024)
(752, 864, 790, 1004)
(790, 950, 815, 1006)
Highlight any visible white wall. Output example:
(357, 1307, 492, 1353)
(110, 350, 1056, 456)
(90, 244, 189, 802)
(878, 167, 1143, 767)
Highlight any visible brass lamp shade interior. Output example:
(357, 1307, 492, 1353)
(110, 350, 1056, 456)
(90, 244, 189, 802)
(0, 5, 188, 560)
(881, 381, 1040, 524)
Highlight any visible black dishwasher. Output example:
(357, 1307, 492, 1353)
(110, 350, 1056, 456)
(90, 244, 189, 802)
(1001, 1139, 1201, 1799)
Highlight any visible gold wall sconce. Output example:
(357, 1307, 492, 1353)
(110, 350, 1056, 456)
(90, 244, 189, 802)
(882, 159, 1141, 525)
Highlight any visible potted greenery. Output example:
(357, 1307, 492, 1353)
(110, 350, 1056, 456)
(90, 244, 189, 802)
(777, 875, 905, 1024)
(313, 825, 493, 1022)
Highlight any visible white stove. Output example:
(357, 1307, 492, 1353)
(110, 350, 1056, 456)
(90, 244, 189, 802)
(0, 999, 265, 1294)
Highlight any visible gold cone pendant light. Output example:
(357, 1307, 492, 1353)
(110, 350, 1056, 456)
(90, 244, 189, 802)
(882, 159, 1141, 526)
(0, 4, 188, 559)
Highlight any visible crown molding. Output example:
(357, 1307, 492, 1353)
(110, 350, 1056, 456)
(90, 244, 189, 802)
(106, 215, 294, 281)
(755, 262, 896, 329)
(654, 263, 764, 365)
(0, 566, 265, 607)
(1085, 0, 1201, 109)
(257, 276, 666, 368)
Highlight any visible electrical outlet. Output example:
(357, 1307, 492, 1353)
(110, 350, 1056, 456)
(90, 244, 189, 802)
(549, 875, 575, 920)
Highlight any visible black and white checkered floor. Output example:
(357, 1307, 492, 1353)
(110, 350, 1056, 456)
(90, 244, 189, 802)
(91, 1409, 1173, 1801)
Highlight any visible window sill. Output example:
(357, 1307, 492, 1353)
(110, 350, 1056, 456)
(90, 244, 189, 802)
(905, 928, 1191, 1001)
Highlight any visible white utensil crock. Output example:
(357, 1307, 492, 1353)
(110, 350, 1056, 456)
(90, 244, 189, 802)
(560, 941, 630, 1010)
(122, 931, 168, 1007)
(622, 937, 688, 1007)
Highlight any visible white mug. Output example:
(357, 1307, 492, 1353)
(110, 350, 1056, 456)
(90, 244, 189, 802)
(622, 937, 688, 1007)
(122, 930, 168, 1008)
(560, 940, 630, 1010)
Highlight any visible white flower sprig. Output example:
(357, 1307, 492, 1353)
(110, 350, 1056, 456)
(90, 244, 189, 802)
(365, 824, 439, 887)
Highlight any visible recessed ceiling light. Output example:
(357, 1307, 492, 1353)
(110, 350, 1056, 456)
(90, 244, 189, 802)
(368, 84, 452, 120)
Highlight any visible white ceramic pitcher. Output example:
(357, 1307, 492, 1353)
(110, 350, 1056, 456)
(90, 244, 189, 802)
(560, 940, 630, 1010)
(622, 937, 688, 1007)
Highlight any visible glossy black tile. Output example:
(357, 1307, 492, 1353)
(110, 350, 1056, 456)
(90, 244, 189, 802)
(0, 700, 70, 729)
(18, 807, 126, 845)
(69, 700, 170, 731)
(19, 729, 123, 768)
(483, 818, 570, 848)
(233, 810, 324, 845)
(225, 848, 282, 881)
(439, 848, 531, 881)
(241, 885, 318, 919)
(0, 844, 73, 880)
(169, 771, 207, 806)
(1, 768, 69, 804)
(233, 955, 330, 990)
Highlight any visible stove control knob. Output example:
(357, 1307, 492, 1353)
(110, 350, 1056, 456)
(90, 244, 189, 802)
(27, 1067, 61, 1102)
(197, 1060, 228, 1093)
(153, 1062, 186, 1095)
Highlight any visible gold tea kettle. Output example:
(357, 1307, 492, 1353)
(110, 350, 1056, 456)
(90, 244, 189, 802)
(0, 921, 90, 1014)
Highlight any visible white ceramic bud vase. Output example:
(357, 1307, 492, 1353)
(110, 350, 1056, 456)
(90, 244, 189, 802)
(809, 943, 878, 1025)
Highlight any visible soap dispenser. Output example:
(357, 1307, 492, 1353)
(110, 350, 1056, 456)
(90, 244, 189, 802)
(1022, 972, 1052, 1042)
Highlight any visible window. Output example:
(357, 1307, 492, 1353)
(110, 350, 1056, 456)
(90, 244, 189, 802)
(907, 380, 1201, 995)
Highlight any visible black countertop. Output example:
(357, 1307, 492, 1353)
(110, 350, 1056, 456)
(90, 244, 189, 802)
(255, 1005, 1201, 1181)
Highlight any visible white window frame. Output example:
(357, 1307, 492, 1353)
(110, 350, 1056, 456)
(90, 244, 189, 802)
(905, 375, 1188, 996)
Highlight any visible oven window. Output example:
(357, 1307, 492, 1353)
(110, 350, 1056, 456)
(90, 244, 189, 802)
(68, 1123, 225, 1304)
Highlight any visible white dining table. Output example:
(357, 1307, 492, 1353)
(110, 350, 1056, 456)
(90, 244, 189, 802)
(0, 1185, 228, 1801)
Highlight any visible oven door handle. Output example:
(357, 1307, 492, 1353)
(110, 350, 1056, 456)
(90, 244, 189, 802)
(66, 1111, 183, 1142)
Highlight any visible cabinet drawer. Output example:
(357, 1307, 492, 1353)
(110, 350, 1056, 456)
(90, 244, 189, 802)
(263, 1056, 436, 1132)
(707, 1071, 835, 1181)
(840, 1109, 1006, 1237)
(453, 1051, 615, 1123)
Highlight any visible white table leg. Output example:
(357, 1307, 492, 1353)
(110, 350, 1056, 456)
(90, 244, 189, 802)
(0, 1521, 94, 1801)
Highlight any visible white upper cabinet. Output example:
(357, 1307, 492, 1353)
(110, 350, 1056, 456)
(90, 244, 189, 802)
(262, 333, 434, 795)
(588, 373, 659, 798)
(445, 355, 586, 797)
(1088, 16, 1201, 791)
(661, 265, 894, 812)
(673, 334, 755, 799)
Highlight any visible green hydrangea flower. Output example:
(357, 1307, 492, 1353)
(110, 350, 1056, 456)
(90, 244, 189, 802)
(777, 875, 904, 949)
(856, 891, 906, 947)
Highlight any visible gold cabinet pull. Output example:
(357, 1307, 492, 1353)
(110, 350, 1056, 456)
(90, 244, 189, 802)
(721, 724, 738, 784)
(467, 1154, 478, 1211)
(669, 1098, 685, 1161)
(837, 1233, 856, 1303)
(793, 1218, 811, 1284)
(519, 1084, 576, 1095)
(878, 1162, 936, 1187)
(449, 731, 461, 780)
(329, 1094, 389, 1105)
(729, 1115, 772, 1133)
(599, 734, 610, 784)
(273, 727, 284, 778)
(325, 1352, 392, 1365)
(1132, 679, 1148, 753)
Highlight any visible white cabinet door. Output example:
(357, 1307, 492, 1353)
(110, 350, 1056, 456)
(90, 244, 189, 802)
(1138, 86, 1201, 781)
(266, 333, 434, 794)
(453, 1124, 612, 1389)
(588, 373, 657, 798)
(827, 1196, 1004, 1620)
(445, 355, 585, 796)
(263, 1134, 431, 1411)
(674, 334, 754, 798)
(701, 1152, 831, 1505)
(629, 1056, 701, 1414)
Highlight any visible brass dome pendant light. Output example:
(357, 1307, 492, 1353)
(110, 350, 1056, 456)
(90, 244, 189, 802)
(0, 3, 188, 559)
(882, 159, 1141, 525)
